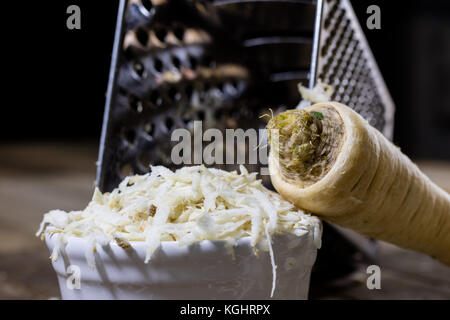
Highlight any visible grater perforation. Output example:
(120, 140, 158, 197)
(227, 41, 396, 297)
(310, 0, 394, 138)
(98, 0, 321, 191)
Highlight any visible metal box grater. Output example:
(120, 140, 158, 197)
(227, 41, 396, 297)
(96, 0, 395, 286)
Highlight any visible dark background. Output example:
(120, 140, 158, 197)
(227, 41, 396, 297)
(3, 0, 450, 159)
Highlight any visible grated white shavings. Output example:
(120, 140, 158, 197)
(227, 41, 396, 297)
(37, 165, 321, 297)
(296, 80, 334, 109)
(264, 221, 277, 298)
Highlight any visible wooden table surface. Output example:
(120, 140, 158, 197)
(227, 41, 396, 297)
(0, 142, 449, 300)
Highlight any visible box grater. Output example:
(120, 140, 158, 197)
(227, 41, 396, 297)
(96, 0, 395, 287)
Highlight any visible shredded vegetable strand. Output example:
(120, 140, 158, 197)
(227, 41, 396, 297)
(265, 221, 277, 298)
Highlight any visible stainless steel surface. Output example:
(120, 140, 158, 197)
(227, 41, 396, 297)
(97, 0, 317, 192)
(310, 0, 395, 139)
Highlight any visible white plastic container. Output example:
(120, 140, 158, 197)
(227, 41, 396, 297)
(46, 231, 318, 300)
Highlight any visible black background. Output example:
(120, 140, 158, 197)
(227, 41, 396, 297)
(3, 0, 450, 159)
(4, 0, 119, 141)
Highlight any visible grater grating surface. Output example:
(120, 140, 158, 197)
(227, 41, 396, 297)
(96, 0, 395, 284)
(97, 0, 318, 192)
(310, 0, 394, 139)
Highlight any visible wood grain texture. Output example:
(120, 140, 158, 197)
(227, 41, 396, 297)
(0, 142, 449, 299)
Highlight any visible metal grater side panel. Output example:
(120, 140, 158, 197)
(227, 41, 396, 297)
(96, 0, 317, 192)
(311, 0, 395, 140)
(97, 0, 128, 190)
